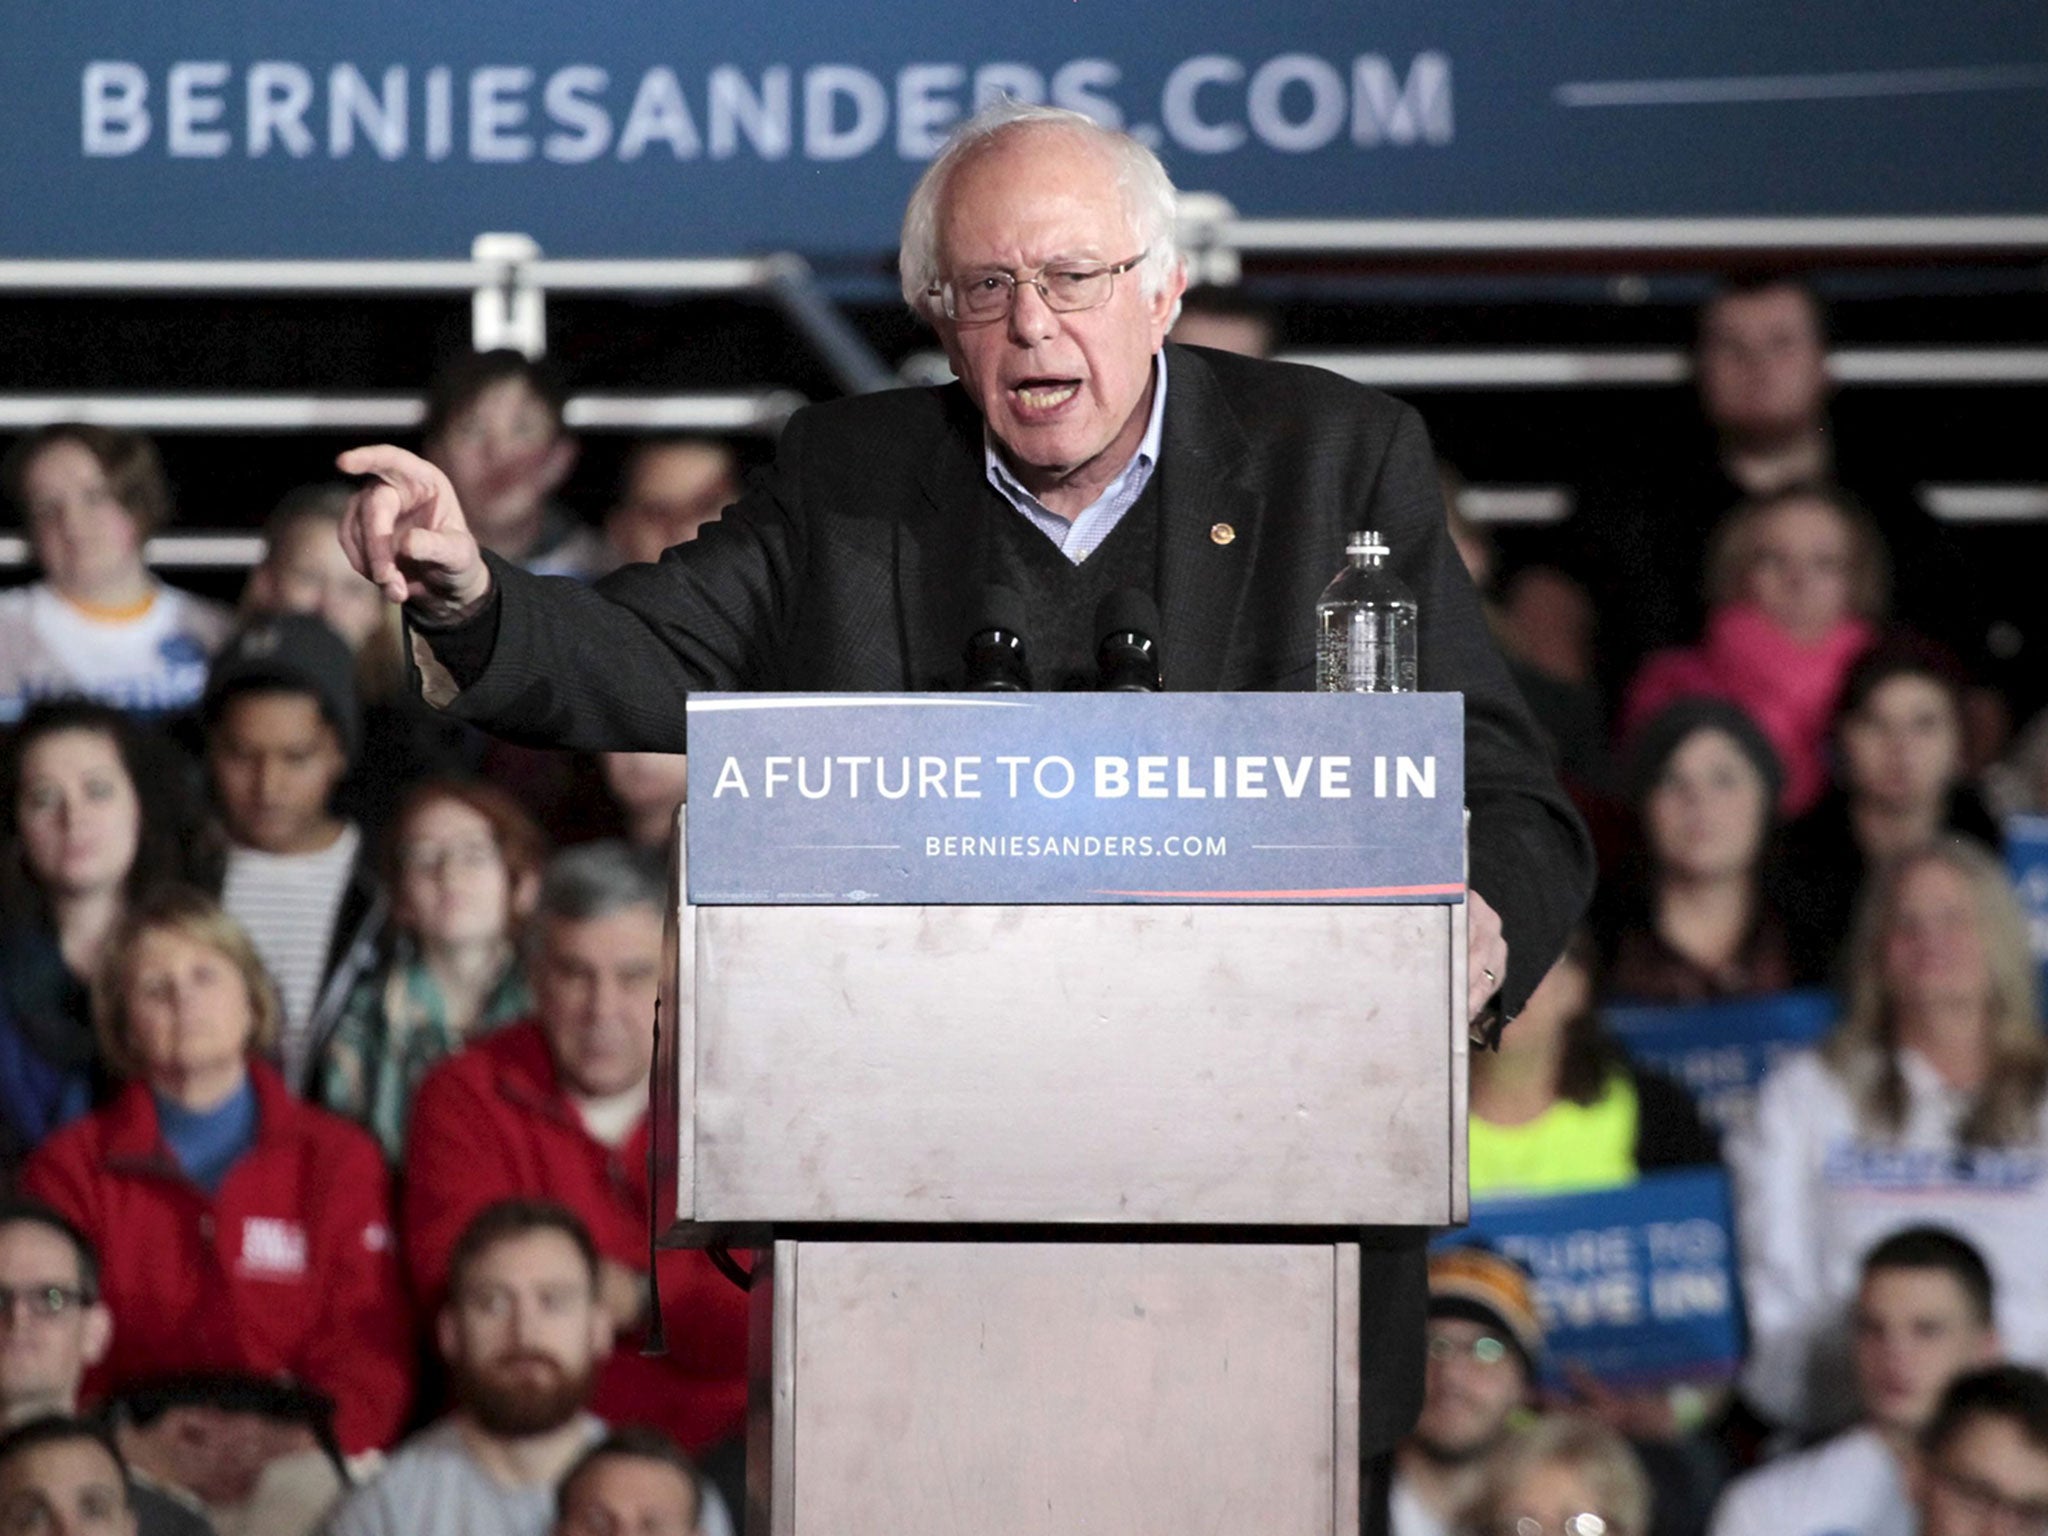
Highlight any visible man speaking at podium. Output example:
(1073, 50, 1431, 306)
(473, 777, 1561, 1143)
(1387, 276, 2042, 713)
(338, 97, 1593, 1511)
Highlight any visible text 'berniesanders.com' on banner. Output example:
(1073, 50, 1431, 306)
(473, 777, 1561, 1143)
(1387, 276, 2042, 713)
(2, 0, 2044, 257)
(682, 692, 1464, 905)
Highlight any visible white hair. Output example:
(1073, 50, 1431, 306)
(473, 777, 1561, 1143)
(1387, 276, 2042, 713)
(898, 98, 1184, 322)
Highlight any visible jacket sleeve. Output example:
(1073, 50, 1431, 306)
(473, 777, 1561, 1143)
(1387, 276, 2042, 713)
(1631, 1064, 1723, 1171)
(400, 1061, 527, 1308)
(294, 1127, 413, 1454)
(413, 412, 815, 755)
(19, 1130, 103, 1244)
(1380, 404, 1597, 1018)
(1729, 1055, 1827, 1428)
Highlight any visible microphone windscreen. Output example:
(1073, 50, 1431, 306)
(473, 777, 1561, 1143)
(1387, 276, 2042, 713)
(974, 583, 1030, 638)
(1094, 587, 1160, 645)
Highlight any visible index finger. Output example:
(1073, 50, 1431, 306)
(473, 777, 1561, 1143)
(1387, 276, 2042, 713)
(334, 444, 442, 600)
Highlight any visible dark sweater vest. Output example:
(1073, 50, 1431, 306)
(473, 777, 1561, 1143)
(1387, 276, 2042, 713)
(982, 472, 1162, 691)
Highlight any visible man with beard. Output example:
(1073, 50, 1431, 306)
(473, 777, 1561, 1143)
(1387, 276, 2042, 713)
(401, 845, 750, 1468)
(1391, 1247, 1545, 1536)
(321, 1200, 610, 1536)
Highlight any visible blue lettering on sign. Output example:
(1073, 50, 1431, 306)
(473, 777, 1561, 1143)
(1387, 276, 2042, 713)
(1821, 1142, 2048, 1193)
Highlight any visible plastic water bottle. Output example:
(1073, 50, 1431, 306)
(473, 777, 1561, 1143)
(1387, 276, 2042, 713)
(1315, 530, 1417, 692)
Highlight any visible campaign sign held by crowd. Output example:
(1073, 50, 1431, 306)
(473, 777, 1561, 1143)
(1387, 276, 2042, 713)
(1604, 991, 1836, 1137)
(1457, 1168, 1745, 1389)
(683, 691, 1464, 905)
(2007, 815, 2048, 999)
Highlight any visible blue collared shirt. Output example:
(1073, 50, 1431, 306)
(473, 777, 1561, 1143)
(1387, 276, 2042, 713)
(983, 352, 1168, 565)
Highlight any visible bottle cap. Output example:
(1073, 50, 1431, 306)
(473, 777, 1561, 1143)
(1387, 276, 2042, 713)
(1345, 530, 1389, 556)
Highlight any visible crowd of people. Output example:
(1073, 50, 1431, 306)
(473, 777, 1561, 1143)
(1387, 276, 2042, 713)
(0, 252, 2042, 1536)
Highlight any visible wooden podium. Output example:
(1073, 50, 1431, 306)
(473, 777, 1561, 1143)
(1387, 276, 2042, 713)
(655, 695, 1468, 1535)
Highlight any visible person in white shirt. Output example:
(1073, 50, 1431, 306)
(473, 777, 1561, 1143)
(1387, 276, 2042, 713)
(202, 614, 385, 1091)
(1731, 838, 2048, 1434)
(324, 1199, 610, 1536)
(1710, 1226, 2002, 1536)
(326, 1200, 731, 1536)
(1391, 1247, 1544, 1536)
(0, 424, 232, 724)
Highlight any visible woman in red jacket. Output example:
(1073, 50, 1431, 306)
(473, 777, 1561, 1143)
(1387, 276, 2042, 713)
(22, 886, 412, 1458)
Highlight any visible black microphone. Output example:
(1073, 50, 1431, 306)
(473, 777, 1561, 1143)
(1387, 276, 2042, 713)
(964, 584, 1033, 692)
(1095, 588, 1163, 692)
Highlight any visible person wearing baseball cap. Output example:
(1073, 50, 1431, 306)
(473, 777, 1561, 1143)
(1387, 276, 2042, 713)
(1391, 1246, 1545, 1536)
(200, 613, 385, 1092)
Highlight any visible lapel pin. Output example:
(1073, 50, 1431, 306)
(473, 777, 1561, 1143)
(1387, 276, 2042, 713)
(1209, 522, 1236, 546)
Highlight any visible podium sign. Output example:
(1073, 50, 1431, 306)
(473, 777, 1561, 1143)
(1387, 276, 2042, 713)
(684, 690, 1465, 905)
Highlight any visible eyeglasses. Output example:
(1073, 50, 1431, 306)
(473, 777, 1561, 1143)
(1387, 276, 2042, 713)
(928, 251, 1148, 322)
(1490, 1515, 1625, 1536)
(1931, 1463, 2048, 1536)
(1427, 1332, 1511, 1366)
(0, 1285, 93, 1321)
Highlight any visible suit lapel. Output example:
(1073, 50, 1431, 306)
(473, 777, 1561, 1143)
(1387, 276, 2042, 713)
(1154, 345, 1263, 693)
(895, 386, 991, 689)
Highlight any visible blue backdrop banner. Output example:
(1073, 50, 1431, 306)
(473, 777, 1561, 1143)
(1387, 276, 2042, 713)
(1455, 1168, 1745, 1389)
(4, 1, 2046, 257)
(1604, 990, 1837, 1138)
(683, 690, 1465, 905)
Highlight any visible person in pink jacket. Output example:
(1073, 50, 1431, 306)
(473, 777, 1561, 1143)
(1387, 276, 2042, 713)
(1622, 484, 1886, 818)
(22, 887, 412, 1463)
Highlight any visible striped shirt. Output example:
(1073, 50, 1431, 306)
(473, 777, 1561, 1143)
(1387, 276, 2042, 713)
(222, 823, 361, 1088)
(984, 351, 1168, 564)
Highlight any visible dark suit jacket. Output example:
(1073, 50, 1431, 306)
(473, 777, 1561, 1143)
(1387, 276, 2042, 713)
(424, 345, 1595, 1458)
(434, 343, 1593, 1017)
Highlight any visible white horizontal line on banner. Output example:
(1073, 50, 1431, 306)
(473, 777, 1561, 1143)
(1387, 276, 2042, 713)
(1919, 485, 2048, 523)
(1458, 487, 1574, 524)
(0, 256, 779, 293)
(1284, 348, 2048, 389)
(1283, 351, 1688, 387)
(0, 534, 264, 570)
(0, 392, 803, 433)
(1206, 216, 2048, 253)
(1556, 64, 2048, 109)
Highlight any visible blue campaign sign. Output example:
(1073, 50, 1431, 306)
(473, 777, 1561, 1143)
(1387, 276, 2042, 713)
(2, 0, 2045, 257)
(2007, 815, 2048, 1008)
(1604, 991, 1837, 1138)
(683, 690, 1464, 905)
(1455, 1168, 1745, 1390)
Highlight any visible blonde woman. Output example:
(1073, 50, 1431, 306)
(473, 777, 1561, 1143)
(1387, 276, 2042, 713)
(1457, 1415, 1651, 1536)
(22, 888, 411, 1459)
(1732, 838, 2048, 1434)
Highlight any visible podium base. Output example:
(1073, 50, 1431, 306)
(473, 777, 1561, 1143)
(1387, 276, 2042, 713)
(747, 1238, 1363, 1536)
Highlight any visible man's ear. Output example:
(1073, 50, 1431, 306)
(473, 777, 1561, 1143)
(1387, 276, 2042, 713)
(1149, 258, 1189, 337)
(80, 1302, 113, 1371)
(509, 869, 542, 922)
(589, 1305, 615, 1363)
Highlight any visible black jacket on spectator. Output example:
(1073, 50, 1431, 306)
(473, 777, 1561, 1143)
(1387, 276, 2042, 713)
(1779, 784, 2003, 980)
